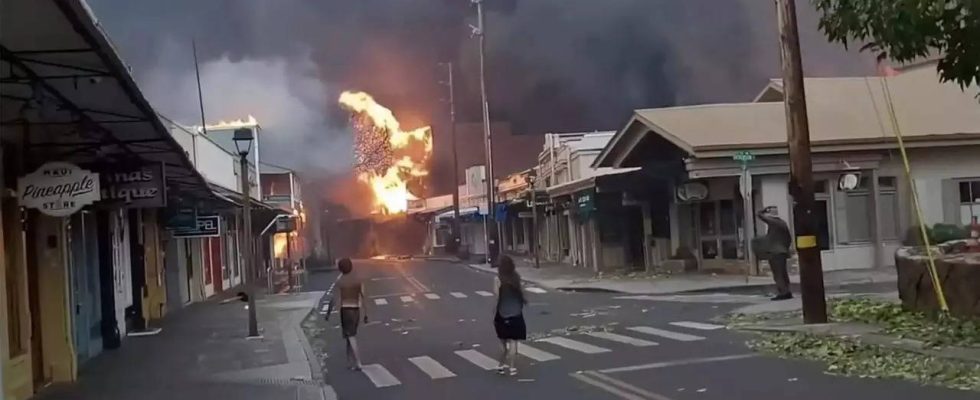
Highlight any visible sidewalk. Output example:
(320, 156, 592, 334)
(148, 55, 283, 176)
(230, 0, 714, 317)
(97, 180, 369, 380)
(461, 257, 897, 295)
(36, 291, 334, 400)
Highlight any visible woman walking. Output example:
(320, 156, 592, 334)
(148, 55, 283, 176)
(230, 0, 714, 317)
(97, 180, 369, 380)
(493, 255, 527, 376)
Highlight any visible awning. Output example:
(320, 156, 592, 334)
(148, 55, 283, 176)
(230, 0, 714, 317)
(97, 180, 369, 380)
(435, 206, 483, 223)
(546, 168, 642, 198)
(1, 0, 213, 202)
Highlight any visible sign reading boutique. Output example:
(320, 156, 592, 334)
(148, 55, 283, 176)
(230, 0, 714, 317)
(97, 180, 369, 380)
(98, 163, 166, 208)
(18, 162, 101, 217)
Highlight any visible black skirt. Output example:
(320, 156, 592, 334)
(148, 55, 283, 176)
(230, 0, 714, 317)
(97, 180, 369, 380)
(493, 312, 527, 340)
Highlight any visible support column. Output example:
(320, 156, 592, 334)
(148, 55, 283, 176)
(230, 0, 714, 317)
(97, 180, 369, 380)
(871, 169, 882, 269)
(641, 203, 654, 272)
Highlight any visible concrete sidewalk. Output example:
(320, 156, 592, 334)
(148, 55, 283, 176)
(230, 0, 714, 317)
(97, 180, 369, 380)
(36, 291, 335, 400)
(461, 257, 897, 295)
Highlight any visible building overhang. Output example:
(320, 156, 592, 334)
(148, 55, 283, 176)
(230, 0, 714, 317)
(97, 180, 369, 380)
(1, 0, 213, 202)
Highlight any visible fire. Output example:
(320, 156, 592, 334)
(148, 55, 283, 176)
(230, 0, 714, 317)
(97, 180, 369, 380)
(339, 91, 432, 214)
(204, 115, 260, 131)
(273, 232, 287, 258)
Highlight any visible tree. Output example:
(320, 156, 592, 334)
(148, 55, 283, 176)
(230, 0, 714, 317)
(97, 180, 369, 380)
(813, 0, 979, 90)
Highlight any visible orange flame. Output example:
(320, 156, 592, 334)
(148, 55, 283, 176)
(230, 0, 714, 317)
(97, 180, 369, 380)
(273, 233, 287, 258)
(339, 91, 432, 214)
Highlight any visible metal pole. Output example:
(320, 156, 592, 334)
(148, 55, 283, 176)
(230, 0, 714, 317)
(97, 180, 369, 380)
(192, 39, 206, 165)
(776, 0, 827, 323)
(286, 226, 293, 292)
(240, 154, 259, 336)
(531, 177, 540, 268)
(447, 62, 462, 253)
(473, 0, 496, 264)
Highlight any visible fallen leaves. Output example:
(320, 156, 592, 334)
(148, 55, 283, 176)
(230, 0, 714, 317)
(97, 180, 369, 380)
(749, 333, 980, 391)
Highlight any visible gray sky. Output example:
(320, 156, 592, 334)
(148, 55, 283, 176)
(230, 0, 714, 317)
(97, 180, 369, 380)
(87, 0, 873, 174)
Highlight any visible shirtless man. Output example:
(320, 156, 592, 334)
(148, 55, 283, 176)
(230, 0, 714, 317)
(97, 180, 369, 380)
(334, 258, 368, 370)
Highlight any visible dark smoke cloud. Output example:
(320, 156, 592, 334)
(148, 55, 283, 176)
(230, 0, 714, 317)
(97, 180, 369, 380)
(87, 0, 871, 177)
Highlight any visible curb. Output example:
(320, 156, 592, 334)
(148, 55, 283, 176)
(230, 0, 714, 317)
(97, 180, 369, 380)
(296, 291, 337, 400)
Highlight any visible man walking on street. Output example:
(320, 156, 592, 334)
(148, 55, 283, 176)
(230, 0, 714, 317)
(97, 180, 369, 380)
(756, 206, 793, 301)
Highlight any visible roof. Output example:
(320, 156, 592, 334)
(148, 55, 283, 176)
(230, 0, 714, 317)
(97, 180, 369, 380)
(0, 0, 213, 201)
(596, 66, 980, 167)
(547, 167, 641, 198)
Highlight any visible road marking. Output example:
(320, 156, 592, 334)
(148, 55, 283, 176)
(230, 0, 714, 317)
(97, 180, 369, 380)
(455, 350, 499, 370)
(424, 293, 441, 300)
(537, 337, 610, 354)
(369, 277, 400, 281)
(585, 331, 658, 347)
(400, 296, 414, 303)
(526, 287, 547, 294)
(580, 371, 675, 400)
(361, 364, 401, 388)
(517, 344, 561, 362)
(669, 321, 725, 331)
(408, 356, 456, 379)
(627, 326, 705, 342)
(475, 291, 493, 297)
(598, 353, 759, 374)
(406, 276, 431, 292)
(450, 292, 468, 298)
(570, 372, 653, 400)
(374, 298, 388, 306)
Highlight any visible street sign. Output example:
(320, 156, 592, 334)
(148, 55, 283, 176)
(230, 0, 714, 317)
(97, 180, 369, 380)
(733, 151, 755, 163)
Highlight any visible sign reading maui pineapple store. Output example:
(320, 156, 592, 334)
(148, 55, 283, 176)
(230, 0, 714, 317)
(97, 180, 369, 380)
(98, 163, 166, 208)
(18, 162, 101, 217)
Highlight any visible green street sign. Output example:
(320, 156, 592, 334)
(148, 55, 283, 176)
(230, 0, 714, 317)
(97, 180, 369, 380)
(733, 151, 755, 162)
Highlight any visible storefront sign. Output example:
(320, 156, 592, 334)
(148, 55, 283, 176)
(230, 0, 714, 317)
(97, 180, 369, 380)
(18, 162, 100, 217)
(576, 190, 596, 216)
(163, 206, 198, 230)
(171, 215, 222, 238)
(99, 163, 166, 208)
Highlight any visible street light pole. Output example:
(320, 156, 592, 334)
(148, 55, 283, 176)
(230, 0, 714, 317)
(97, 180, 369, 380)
(234, 128, 259, 337)
(472, 0, 496, 264)
(775, 0, 827, 323)
(440, 61, 462, 254)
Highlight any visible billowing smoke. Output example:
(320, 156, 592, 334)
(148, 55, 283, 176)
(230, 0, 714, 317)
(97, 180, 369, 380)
(87, 0, 872, 182)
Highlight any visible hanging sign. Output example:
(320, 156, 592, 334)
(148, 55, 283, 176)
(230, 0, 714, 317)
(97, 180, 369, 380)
(171, 215, 222, 238)
(98, 163, 167, 208)
(18, 162, 100, 217)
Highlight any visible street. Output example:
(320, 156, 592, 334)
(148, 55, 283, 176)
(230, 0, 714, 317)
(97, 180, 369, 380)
(307, 260, 975, 400)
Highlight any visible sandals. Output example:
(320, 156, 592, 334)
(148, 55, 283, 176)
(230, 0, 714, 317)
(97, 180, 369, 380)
(496, 365, 517, 376)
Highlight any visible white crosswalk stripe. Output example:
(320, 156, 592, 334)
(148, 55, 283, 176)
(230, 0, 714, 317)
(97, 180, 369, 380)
(474, 291, 493, 297)
(526, 287, 547, 294)
(424, 293, 441, 300)
(450, 292, 468, 298)
(537, 337, 611, 354)
(517, 343, 561, 362)
(628, 326, 705, 342)
(669, 321, 725, 331)
(585, 331, 658, 347)
(374, 298, 388, 306)
(400, 296, 414, 303)
(408, 356, 456, 379)
(455, 350, 499, 370)
(361, 364, 401, 388)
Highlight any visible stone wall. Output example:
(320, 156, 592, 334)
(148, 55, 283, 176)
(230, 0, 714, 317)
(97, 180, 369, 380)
(895, 240, 980, 318)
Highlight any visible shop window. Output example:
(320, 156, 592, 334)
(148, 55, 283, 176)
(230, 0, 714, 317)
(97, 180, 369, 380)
(959, 179, 980, 225)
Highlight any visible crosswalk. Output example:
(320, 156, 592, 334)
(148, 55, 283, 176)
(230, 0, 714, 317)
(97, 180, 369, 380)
(368, 288, 549, 305)
(352, 322, 723, 389)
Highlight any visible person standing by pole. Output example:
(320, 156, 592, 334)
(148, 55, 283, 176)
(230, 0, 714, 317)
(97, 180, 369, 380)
(756, 206, 792, 301)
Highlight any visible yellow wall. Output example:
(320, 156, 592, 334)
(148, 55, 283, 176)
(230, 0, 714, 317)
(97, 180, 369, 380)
(142, 211, 167, 320)
(34, 215, 76, 383)
(2, 200, 33, 400)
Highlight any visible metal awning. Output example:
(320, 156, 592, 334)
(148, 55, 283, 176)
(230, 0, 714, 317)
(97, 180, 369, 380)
(0, 0, 213, 201)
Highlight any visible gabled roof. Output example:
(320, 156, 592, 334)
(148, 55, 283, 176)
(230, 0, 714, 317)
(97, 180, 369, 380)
(595, 66, 980, 168)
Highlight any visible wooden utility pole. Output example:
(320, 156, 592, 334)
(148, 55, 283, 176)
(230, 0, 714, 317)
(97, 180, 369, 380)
(776, 0, 827, 323)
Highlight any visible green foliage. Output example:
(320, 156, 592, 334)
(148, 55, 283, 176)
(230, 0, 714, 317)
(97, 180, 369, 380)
(831, 298, 980, 347)
(903, 223, 970, 246)
(749, 333, 980, 391)
(813, 0, 980, 91)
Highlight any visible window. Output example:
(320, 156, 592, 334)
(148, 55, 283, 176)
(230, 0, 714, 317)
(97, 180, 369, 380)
(879, 177, 900, 240)
(837, 176, 872, 244)
(960, 181, 980, 203)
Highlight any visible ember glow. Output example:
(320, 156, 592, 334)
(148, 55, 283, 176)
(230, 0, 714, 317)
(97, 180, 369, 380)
(338, 91, 432, 214)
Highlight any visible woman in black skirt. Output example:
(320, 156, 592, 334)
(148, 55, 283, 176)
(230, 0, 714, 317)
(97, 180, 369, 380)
(493, 255, 527, 376)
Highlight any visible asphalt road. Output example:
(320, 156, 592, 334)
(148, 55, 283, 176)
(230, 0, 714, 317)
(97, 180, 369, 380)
(307, 259, 975, 400)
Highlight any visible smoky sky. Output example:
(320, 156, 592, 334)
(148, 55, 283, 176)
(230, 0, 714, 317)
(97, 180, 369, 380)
(86, 0, 872, 175)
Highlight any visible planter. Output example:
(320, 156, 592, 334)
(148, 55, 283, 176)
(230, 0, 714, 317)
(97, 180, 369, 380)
(895, 240, 980, 318)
